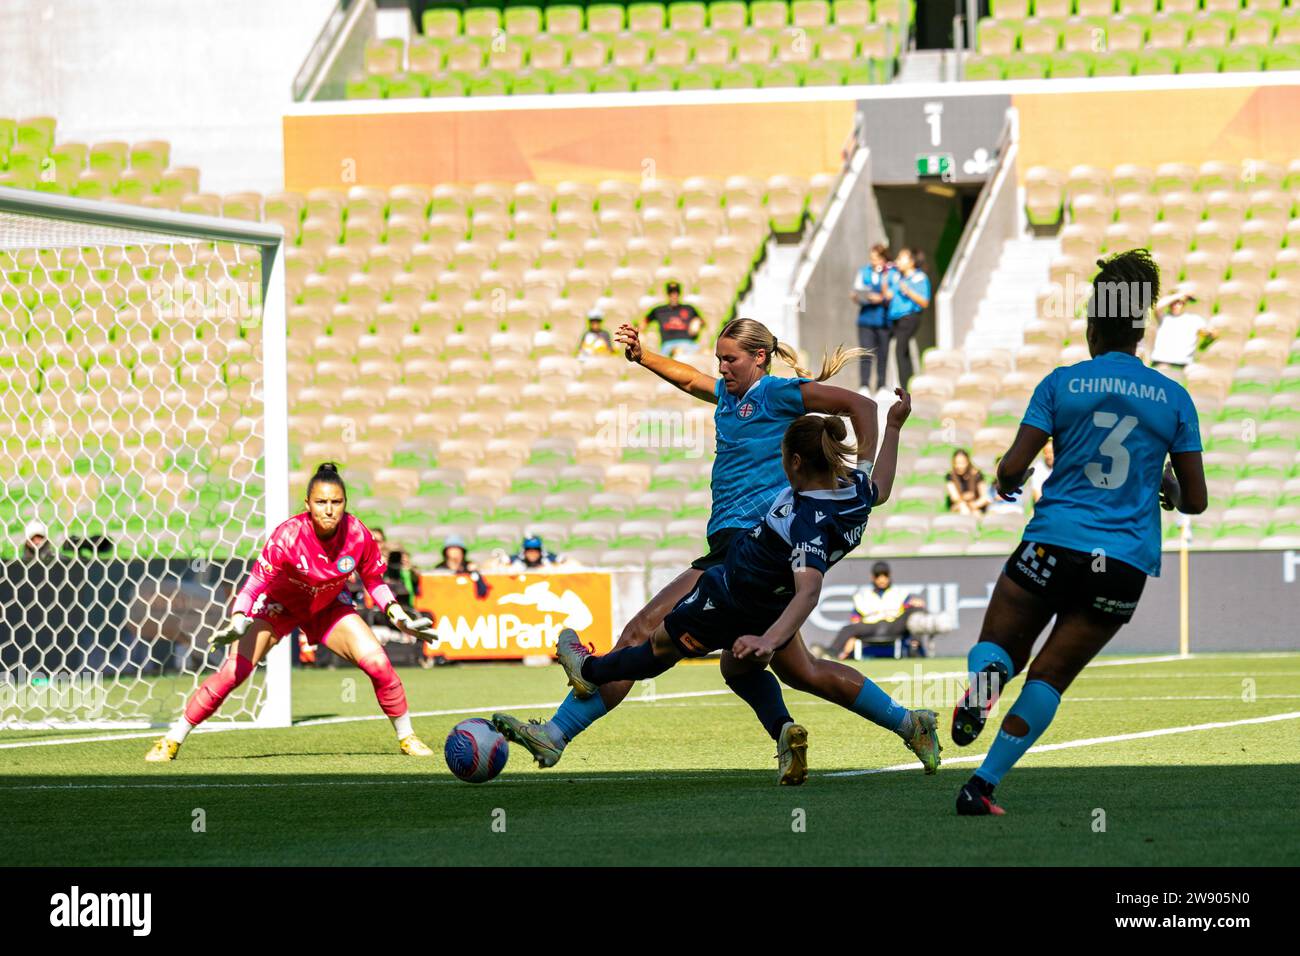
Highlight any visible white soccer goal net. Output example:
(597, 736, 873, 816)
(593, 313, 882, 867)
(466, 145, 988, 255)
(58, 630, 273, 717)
(0, 186, 290, 730)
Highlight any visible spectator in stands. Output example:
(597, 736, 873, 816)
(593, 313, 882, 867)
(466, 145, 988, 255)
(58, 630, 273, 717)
(884, 247, 931, 389)
(577, 308, 615, 360)
(1029, 439, 1054, 504)
(852, 243, 892, 395)
(20, 519, 55, 565)
(508, 535, 563, 570)
(643, 280, 703, 357)
(384, 543, 421, 613)
(825, 562, 929, 659)
(1149, 289, 1214, 370)
(435, 534, 489, 598)
(945, 449, 989, 514)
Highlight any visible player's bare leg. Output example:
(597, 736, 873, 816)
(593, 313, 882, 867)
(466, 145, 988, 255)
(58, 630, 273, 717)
(770, 633, 941, 773)
(325, 613, 432, 756)
(494, 566, 702, 767)
(952, 574, 1055, 747)
(720, 649, 805, 785)
(958, 607, 1124, 816)
(145, 622, 279, 762)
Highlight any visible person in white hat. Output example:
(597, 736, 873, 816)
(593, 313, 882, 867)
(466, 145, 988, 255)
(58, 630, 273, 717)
(1149, 287, 1214, 370)
(576, 308, 615, 360)
(21, 519, 55, 564)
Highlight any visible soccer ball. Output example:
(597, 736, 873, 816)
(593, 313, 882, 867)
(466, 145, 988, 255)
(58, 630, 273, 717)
(444, 718, 509, 783)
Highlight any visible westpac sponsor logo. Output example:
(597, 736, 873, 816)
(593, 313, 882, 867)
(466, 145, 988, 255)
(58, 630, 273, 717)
(50, 886, 151, 936)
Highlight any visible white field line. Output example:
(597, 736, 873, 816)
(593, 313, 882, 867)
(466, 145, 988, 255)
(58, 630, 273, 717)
(0, 654, 1291, 751)
(2, 709, 1297, 793)
(825, 710, 1300, 777)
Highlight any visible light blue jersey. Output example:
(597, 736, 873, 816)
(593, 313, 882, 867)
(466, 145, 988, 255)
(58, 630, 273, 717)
(708, 374, 810, 537)
(1022, 351, 1201, 576)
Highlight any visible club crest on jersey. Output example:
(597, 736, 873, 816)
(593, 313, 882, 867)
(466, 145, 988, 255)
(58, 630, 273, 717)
(737, 401, 756, 419)
(336, 555, 356, 574)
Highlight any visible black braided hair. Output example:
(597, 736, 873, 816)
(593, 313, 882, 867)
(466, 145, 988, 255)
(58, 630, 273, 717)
(1087, 248, 1161, 352)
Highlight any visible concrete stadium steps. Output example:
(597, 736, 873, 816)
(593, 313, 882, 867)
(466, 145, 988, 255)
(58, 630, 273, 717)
(965, 235, 1060, 352)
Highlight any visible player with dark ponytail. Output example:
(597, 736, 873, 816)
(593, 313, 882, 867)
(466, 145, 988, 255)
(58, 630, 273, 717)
(951, 249, 1207, 815)
(145, 462, 439, 761)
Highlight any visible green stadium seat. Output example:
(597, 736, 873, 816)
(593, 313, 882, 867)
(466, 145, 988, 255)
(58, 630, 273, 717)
(1134, 49, 1177, 74)
(463, 7, 502, 36)
(977, 19, 1017, 55)
(792, 0, 831, 27)
(758, 63, 801, 86)
(1178, 48, 1223, 74)
(1004, 54, 1049, 79)
(668, 1, 708, 30)
(1222, 46, 1265, 72)
(708, 0, 749, 29)
(422, 8, 461, 37)
(751, 0, 790, 27)
(510, 70, 551, 95)
(633, 68, 674, 90)
(628, 2, 667, 30)
(504, 6, 543, 35)
(989, 0, 1030, 18)
(1049, 52, 1092, 77)
(426, 73, 468, 97)
(963, 54, 1005, 81)
(550, 67, 594, 93)
(677, 64, 721, 88)
(1265, 44, 1300, 70)
(590, 66, 635, 92)
(831, 0, 870, 25)
(800, 61, 844, 85)
(716, 63, 759, 87)
(1092, 50, 1136, 75)
(587, 3, 627, 31)
(545, 4, 584, 33)
(527, 35, 567, 69)
(872, 0, 910, 25)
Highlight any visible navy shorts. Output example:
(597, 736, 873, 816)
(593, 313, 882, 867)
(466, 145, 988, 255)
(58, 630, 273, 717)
(1003, 539, 1147, 623)
(689, 527, 744, 572)
(663, 566, 788, 657)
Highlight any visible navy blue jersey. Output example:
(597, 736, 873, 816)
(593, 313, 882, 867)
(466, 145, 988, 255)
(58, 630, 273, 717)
(720, 464, 878, 617)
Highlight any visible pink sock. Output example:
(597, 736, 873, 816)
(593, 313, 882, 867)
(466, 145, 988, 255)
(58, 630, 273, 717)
(184, 653, 254, 725)
(357, 650, 407, 719)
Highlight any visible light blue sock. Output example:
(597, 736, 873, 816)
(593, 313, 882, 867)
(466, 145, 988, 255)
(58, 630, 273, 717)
(966, 641, 1014, 707)
(974, 679, 1061, 786)
(547, 690, 608, 746)
(967, 641, 1013, 679)
(850, 678, 908, 733)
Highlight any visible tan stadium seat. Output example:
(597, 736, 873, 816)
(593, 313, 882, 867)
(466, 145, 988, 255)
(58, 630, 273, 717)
(596, 210, 637, 245)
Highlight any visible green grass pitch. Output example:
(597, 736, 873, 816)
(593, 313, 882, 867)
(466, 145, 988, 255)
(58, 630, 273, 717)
(3, 653, 1298, 866)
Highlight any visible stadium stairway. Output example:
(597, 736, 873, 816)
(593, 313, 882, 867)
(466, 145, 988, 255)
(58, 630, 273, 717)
(964, 235, 1060, 352)
(736, 236, 803, 344)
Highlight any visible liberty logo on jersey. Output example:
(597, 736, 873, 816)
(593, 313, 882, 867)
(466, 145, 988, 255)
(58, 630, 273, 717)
(738, 401, 756, 419)
(336, 555, 356, 574)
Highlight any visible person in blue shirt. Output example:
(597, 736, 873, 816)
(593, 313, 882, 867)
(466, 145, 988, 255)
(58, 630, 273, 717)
(492, 317, 878, 770)
(951, 249, 1208, 817)
(883, 248, 931, 390)
(551, 402, 942, 783)
(852, 243, 891, 393)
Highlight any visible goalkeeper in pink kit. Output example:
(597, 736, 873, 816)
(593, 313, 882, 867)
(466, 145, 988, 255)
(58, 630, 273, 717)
(145, 462, 439, 761)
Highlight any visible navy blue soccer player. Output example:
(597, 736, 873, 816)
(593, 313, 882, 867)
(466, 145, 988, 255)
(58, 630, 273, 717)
(554, 399, 943, 784)
(951, 249, 1208, 816)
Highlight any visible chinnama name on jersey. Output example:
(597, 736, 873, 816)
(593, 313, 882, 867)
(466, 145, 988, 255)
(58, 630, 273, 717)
(1067, 377, 1168, 403)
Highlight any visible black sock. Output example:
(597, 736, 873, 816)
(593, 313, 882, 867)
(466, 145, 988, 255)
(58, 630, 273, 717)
(582, 641, 675, 684)
(725, 669, 794, 741)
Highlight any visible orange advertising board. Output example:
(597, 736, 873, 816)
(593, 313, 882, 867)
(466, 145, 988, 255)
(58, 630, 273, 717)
(283, 100, 853, 190)
(414, 571, 613, 660)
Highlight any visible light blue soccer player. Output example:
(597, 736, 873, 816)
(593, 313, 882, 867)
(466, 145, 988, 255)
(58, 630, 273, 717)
(951, 250, 1208, 816)
(492, 317, 881, 771)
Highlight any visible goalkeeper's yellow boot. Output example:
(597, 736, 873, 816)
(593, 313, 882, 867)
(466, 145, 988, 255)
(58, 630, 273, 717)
(776, 722, 808, 786)
(399, 734, 434, 757)
(902, 709, 942, 775)
(492, 713, 564, 768)
(144, 737, 179, 763)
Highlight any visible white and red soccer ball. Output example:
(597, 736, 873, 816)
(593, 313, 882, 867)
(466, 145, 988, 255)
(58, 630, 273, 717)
(443, 718, 508, 783)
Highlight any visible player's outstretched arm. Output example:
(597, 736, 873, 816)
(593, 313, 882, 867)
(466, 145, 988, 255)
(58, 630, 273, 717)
(994, 423, 1051, 500)
(800, 381, 878, 470)
(870, 388, 911, 505)
(614, 323, 718, 404)
(734, 568, 824, 662)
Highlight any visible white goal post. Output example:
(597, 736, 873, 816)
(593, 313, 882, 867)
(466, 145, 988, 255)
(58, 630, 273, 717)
(0, 185, 290, 730)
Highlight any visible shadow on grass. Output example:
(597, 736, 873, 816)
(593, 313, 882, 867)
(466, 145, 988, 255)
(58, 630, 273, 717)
(2, 763, 1297, 866)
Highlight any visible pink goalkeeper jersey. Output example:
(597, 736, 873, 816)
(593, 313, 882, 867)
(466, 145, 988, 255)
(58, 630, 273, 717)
(232, 512, 396, 620)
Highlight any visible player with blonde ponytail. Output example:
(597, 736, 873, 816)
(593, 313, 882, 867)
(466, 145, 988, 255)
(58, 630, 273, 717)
(494, 316, 901, 779)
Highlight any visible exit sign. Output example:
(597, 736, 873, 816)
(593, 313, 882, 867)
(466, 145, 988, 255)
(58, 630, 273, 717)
(916, 154, 953, 178)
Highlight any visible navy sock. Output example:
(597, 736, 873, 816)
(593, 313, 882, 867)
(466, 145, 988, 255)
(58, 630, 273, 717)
(581, 641, 675, 684)
(725, 669, 794, 741)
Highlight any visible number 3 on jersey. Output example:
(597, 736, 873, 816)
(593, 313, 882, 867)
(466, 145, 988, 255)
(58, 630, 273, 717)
(1085, 412, 1138, 489)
